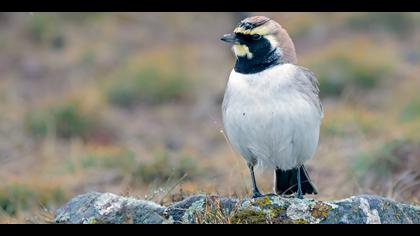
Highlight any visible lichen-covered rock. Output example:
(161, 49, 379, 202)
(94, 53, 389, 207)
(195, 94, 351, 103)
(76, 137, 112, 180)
(55, 192, 420, 224)
(55, 192, 166, 224)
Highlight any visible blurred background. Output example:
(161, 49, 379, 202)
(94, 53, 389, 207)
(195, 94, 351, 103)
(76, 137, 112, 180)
(0, 12, 419, 223)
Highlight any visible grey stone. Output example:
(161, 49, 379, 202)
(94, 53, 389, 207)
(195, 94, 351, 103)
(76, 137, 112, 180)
(55, 192, 420, 224)
(55, 192, 166, 224)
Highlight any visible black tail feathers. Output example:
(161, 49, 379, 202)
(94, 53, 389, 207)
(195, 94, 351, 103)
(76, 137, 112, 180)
(274, 165, 318, 195)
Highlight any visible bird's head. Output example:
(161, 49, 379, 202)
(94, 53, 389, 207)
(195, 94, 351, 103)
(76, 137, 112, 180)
(221, 16, 297, 64)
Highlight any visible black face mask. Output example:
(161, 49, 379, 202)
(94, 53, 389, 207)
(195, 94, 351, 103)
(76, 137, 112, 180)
(235, 35, 282, 74)
(221, 32, 283, 74)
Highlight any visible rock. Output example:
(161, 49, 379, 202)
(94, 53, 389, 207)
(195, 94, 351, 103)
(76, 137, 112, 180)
(55, 192, 420, 224)
(55, 192, 165, 224)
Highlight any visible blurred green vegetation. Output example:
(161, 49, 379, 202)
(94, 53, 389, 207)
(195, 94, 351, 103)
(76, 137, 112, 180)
(312, 50, 394, 98)
(321, 108, 383, 138)
(400, 96, 420, 122)
(80, 50, 96, 66)
(64, 147, 200, 186)
(106, 67, 192, 108)
(0, 184, 66, 216)
(345, 13, 417, 36)
(29, 15, 50, 42)
(132, 150, 199, 184)
(350, 138, 420, 200)
(27, 14, 65, 50)
(26, 102, 98, 140)
(69, 149, 137, 173)
(351, 139, 405, 182)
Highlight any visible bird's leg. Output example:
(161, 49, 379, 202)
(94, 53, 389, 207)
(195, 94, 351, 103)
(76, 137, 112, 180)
(248, 163, 262, 198)
(296, 167, 303, 199)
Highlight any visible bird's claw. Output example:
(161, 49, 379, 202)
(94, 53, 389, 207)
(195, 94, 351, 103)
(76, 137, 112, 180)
(252, 191, 263, 198)
(297, 193, 304, 199)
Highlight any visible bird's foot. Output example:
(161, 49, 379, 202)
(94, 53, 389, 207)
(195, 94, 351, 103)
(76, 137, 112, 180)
(252, 190, 263, 198)
(296, 192, 304, 199)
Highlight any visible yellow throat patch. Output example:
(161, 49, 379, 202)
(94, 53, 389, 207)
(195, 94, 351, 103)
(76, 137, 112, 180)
(233, 44, 253, 59)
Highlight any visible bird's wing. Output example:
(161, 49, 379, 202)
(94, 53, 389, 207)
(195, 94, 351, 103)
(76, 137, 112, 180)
(294, 66, 324, 118)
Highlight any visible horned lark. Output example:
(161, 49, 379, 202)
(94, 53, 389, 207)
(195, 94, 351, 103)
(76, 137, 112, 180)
(221, 16, 323, 199)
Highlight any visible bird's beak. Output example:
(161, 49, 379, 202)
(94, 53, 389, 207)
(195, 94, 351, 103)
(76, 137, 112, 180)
(221, 33, 239, 44)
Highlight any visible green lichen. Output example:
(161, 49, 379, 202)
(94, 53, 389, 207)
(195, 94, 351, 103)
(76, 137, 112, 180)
(83, 217, 98, 224)
(231, 209, 268, 224)
(395, 211, 401, 221)
(267, 207, 290, 224)
(233, 197, 335, 224)
(267, 206, 287, 218)
(255, 196, 272, 208)
(232, 199, 295, 224)
(292, 219, 309, 224)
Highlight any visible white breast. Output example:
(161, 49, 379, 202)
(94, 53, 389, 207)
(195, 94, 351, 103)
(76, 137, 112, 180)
(222, 64, 321, 170)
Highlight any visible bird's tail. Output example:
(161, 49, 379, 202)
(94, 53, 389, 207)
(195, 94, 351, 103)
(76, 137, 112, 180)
(274, 165, 318, 195)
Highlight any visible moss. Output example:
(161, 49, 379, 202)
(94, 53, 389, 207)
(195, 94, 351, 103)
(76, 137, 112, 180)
(231, 209, 268, 224)
(311, 203, 332, 219)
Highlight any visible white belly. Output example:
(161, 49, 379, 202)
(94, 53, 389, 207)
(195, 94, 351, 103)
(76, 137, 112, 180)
(222, 64, 321, 170)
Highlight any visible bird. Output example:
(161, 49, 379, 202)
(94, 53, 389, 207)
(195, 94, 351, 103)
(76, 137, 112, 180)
(220, 16, 323, 199)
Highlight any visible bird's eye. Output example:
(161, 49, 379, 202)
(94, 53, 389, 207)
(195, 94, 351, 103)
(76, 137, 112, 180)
(252, 34, 262, 40)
